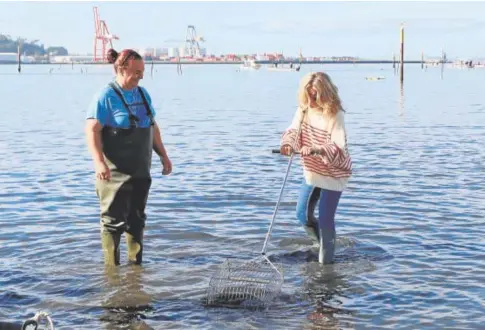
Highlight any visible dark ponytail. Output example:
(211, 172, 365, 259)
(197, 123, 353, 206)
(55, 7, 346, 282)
(107, 48, 119, 64)
(107, 48, 142, 72)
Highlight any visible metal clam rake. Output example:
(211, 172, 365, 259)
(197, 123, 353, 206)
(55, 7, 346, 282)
(206, 145, 307, 309)
(205, 176, 289, 309)
(206, 255, 284, 309)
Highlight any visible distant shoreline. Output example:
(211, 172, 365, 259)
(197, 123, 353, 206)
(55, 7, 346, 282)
(0, 60, 448, 65)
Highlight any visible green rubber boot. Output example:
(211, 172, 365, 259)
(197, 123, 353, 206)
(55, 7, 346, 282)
(101, 231, 121, 266)
(126, 230, 143, 265)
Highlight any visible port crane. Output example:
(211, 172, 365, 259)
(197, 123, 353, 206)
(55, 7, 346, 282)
(164, 25, 205, 58)
(185, 25, 205, 58)
(93, 6, 119, 62)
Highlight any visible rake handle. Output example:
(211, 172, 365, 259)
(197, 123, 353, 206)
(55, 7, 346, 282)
(272, 149, 321, 155)
(261, 110, 308, 255)
(261, 152, 296, 255)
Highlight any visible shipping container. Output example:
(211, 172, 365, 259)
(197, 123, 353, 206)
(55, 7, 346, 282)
(0, 53, 18, 64)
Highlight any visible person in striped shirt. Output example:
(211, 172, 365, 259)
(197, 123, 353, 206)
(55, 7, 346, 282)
(280, 72, 352, 264)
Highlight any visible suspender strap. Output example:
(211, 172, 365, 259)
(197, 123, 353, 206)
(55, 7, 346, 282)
(137, 87, 155, 126)
(109, 82, 139, 128)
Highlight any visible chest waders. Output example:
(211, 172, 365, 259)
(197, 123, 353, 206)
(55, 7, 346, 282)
(96, 82, 154, 266)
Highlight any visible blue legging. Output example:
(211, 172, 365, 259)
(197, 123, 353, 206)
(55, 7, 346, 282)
(296, 180, 342, 264)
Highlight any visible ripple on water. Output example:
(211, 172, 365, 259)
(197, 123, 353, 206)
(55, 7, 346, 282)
(0, 64, 485, 329)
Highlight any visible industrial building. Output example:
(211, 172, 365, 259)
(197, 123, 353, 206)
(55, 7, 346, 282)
(0, 52, 37, 64)
(0, 53, 17, 64)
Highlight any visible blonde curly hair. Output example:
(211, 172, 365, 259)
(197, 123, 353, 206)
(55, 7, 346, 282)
(298, 71, 344, 116)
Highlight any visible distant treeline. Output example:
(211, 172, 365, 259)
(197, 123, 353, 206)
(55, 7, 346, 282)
(0, 34, 68, 56)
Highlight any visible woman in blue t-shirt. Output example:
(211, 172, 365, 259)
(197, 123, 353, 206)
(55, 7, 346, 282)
(85, 48, 172, 266)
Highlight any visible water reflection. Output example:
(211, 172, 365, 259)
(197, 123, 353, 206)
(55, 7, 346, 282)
(100, 265, 154, 330)
(301, 262, 351, 330)
(399, 82, 405, 117)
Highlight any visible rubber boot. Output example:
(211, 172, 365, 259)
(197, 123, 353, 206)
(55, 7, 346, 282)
(126, 230, 143, 265)
(101, 231, 121, 266)
(318, 228, 336, 264)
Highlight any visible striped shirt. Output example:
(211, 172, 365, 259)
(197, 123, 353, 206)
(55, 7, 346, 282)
(281, 106, 352, 191)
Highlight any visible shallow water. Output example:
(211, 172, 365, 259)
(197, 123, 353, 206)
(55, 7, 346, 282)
(0, 63, 484, 329)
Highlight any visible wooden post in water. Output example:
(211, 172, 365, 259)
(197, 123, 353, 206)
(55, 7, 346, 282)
(421, 51, 424, 70)
(399, 24, 404, 83)
(177, 56, 182, 75)
(392, 52, 396, 69)
(399, 80, 405, 117)
(17, 40, 21, 73)
(440, 48, 445, 79)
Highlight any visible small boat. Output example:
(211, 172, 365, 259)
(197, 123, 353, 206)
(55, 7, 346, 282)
(267, 63, 300, 72)
(365, 76, 385, 81)
(239, 59, 261, 71)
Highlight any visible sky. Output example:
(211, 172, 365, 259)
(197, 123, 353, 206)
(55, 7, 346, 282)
(1, 1, 485, 59)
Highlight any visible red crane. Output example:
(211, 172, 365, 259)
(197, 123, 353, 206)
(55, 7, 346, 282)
(93, 6, 119, 62)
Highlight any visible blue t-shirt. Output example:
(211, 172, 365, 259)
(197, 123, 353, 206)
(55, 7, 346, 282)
(86, 82, 156, 128)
